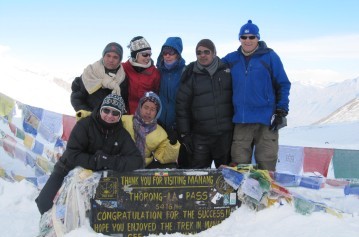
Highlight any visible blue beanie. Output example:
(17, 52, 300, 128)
(239, 20, 260, 40)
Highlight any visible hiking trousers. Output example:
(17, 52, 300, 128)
(35, 160, 70, 215)
(231, 123, 279, 171)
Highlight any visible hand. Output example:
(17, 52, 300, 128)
(269, 109, 288, 131)
(167, 129, 178, 145)
(76, 110, 91, 121)
(180, 134, 193, 154)
(94, 150, 116, 170)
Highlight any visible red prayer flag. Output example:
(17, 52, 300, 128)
(303, 147, 333, 177)
(61, 115, 76, 141)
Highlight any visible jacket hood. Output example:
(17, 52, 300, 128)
(156, 37, 183, 67)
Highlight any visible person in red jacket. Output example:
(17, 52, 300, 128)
(122, 36, 160, 114)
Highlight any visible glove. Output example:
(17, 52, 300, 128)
(94, 150, 116, 170)
(167, 129, 178, 145)
(269, 109, 288, 131)
(76, 110, 91, 121)
(180, 134, 193, 155)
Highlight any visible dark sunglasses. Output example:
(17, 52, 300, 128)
(240, 35, 256, 40)
(141, 53, 152, 57)
(101, 108, 121, 116)
(196, 50, 211, 56)
(162, 50, 176, 56)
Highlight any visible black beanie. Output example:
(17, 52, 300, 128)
(101, 94, 127, 115)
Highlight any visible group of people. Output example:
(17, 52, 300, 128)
(35, 20, 291, 215)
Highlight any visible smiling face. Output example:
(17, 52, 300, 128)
(136, 50, 152, 65)
(196, 46, 215, 66)
(100, 107, 121, 123)
(240, 34, 259, 53)
(140, 101, 157, 123)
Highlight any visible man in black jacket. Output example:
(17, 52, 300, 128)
(71, 42, 129, 120)
(35, 94, 143, 215)
(176, 39, 233, 168)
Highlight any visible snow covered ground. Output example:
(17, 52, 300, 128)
(1, 172, 359, 237)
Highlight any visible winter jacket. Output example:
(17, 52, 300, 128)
(70, 75, 129, 113)
(59, 106, 143, 171)
(222, 41, 291, 126)
(121, 115, 180, 167)
(122, 60, 160, 114)
(156, 37, 186, 131)
(176, 58, 234, 136)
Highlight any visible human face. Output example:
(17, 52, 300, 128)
(162, 48, 178, 64)
(100, 107, 121, 123)
(136, 50, 152, 65)
(196, 46, 215, 66)
(240, 34, 259, 53)
(140, 101, 157, 123)
(103, 52, 121, 70)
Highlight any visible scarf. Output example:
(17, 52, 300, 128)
(164, 59, 178, 70)
(133, 109, 157, 160)
(82, 59, 126, 95)
(196, 57, 219, 76)
(129, 58, 152, 69)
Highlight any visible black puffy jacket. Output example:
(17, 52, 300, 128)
(176, 58, 234, 136)
(70, 75, 129, 112)
(59, 105, 143, 171)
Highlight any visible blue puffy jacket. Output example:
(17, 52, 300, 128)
(222, 41, 291, 126)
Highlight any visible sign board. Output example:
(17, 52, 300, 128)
(90, 169, 240, 236)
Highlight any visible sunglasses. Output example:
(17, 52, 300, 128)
(162, 50, 176, 56)
(101, 108, 121, 116)
(141, 53, 152, 57)
(196, 50, 211, 56)
(240, 35, 256, 40)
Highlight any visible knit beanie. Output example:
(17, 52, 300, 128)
(239, 20, 260, 40)
(196, 39, 216, 54)
(101, 94, 127, 115)
(139, 91, 162, 119)
(128, 36, 151, 59)
(102, 42, 123, 61)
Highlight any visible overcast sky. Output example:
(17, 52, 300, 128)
(1, 0, 359, 85)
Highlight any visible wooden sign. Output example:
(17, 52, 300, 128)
(90, 169, 240, 236)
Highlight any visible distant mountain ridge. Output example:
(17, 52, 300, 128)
(288, 77, 359, 127)
(314, 97, 359, 124)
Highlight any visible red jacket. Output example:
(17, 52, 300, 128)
(122, 60, 160, 114)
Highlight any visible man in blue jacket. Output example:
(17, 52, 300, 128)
(222, 20, 291, 171)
